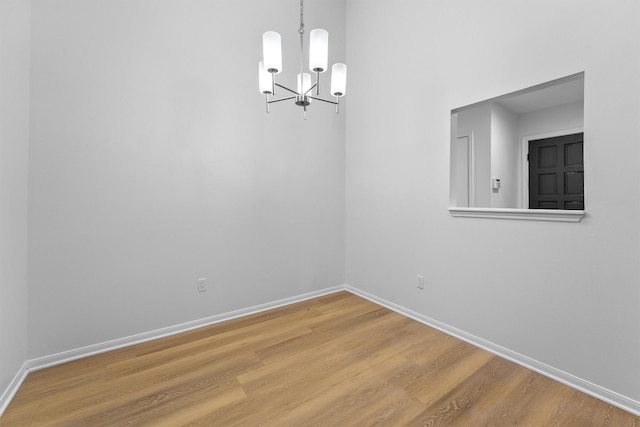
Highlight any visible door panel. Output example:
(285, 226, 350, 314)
(565, 142, 583, 166)
(538, 174, 557, 195)
(539, 201, 558, 209)
(529, 133, 584, 210)
(565, 200, 584, 210)
(538, 145, 557, 168)
(565, 171, 583, 195)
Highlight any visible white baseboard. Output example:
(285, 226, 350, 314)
(344, 285, 640, 417)
(0, 285, 344, 417)
(0, 362, 29, 417)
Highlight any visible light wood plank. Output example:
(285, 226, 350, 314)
(1, 292, 638, 426)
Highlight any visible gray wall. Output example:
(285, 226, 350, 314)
(27, 0, 346, 358)
(0, 0, 30, 399)
(346, 0, 640, 402)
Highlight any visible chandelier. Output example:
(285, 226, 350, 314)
(258, 0, 347, 119)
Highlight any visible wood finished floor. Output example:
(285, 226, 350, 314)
(1, 292, 638, 426)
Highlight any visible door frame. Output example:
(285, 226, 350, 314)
(456, 132, 475, 207)
(520, 127, 584, 209)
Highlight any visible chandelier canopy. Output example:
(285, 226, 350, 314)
(258, 0, 347, 119)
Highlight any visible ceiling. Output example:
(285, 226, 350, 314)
(496, 76, 584, 115)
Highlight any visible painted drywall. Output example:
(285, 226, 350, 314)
(455, 104, 491, 207)
(346, 0, 640, 403)
(519, 100, 584, 139)
(0, 0, 29, 398)
(490, 103, 519, 208)
(27, 0, 346, 359)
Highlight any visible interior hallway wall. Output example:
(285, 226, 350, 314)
(27, 0, 346, 359)
(345, 0, 640, 402)
(490, 103, 518, 208)
(0, 0, 30, 399)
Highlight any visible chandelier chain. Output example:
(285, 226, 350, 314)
(298, 0, 304, 35)
(298, 0, 304, 96)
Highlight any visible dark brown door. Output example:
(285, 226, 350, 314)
(529, 133, 584, 210)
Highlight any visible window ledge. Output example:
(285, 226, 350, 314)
(448, 207, 585, 222)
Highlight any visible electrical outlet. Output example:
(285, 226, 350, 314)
(197, 278, 207, 292)
(417, 275, 425, 289)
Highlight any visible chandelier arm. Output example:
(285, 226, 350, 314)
(267, 96, 297, 104)
(274, 83, 299, 95)
(308, 96, 338, 105)
(304, 83, 317, 97)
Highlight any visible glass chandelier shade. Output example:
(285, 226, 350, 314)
(258, 61, 272, 94)
(297, 73, 312, 96)
(309, 29, 328, 72)
(262, 31, 282, 74)
(330, 63, 347, 97)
